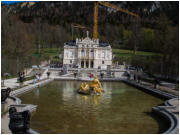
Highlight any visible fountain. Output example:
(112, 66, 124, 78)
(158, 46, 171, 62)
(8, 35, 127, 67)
(77, 75, 104, 95)
(19, 81, 169, 134)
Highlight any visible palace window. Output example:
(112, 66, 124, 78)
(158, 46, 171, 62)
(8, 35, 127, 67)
(90, 50, 94, 57)
(102, 61, 104, 64)
(70, 60, 72, 63)
(102, 51, 105, 58)
(69, 51, 73, 58)
(81, 50, 85, 56)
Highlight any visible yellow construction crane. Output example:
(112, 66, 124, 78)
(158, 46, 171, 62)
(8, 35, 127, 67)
(93, 1, 140, 39)
(71, 23, 91, 40)
(72, 23, 87, 29)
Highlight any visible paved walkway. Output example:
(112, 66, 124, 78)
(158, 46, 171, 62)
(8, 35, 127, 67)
(2, 69, 49, 89)
(139, 80, 178, 96)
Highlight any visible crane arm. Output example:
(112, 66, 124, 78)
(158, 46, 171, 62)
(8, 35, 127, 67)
(71, 23, 91, 40)
(93, 2, 140, 39)
(98, 2, 140, 18)
(72, 23, 87, 29)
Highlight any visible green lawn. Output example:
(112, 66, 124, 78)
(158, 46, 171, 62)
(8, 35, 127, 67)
(112, 49, 161, 64)
(17, 76, 34, 83)
(33, 48, 63, 62)
(2, 75, 17, 80)
(40, 48, 62, 57)
(112, 49, 159, 57)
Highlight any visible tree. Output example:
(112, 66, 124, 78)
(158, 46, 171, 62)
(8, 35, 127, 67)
(2, 12, 32, 73)
(140, 28, 155, 52)
(127, 19, 141, 54)
(154, 14, 179, 76)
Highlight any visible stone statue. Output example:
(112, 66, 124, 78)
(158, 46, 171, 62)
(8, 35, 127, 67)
(1, 87, 11, 103)
(78, 75, 103, 94)
(9, 107, 30, 134)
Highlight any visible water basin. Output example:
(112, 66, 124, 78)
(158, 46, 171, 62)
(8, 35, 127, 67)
(19, 81, 169, 134)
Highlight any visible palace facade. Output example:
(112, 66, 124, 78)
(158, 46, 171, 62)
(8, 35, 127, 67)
(63, 33, 112, 69)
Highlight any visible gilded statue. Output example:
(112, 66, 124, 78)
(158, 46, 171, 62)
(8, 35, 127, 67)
(78, 75, 104, 94)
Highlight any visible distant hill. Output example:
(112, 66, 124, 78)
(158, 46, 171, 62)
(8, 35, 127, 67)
(2, 1, 178, 47)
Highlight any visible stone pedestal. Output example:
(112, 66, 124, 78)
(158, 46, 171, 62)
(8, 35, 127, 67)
(2, 102, 8, 114)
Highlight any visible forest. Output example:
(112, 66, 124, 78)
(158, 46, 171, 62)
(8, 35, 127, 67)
(1, 1, 179, 79)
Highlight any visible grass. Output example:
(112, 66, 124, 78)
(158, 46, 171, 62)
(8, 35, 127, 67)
(2, 75, 17, 80)
(2, 75, 33, 81)
(112, 48, 161, 64)
(40, 48, 62, 57)
(112, 49, 159, 57)
(33, 48, 63, 63)
(17, 76, 34, 83)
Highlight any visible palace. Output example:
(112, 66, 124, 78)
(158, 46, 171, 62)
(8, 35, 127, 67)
(63, 32, 112, 69)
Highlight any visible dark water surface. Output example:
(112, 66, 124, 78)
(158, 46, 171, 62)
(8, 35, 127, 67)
(19, 81, 169, 134)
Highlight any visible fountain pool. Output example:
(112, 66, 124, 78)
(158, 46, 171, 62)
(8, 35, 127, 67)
(19, 81, 169, 134)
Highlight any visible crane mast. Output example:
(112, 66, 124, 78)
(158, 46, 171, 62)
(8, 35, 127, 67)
(93, 2, 98, 40)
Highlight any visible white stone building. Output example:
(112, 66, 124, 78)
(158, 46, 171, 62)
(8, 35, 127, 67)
(63, 32, 112, 69)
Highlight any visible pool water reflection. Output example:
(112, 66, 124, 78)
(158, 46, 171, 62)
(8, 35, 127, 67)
(19, 81, 169, 134)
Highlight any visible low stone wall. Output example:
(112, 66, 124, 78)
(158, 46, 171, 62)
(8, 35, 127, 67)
(54, 76, 125, 82)
(10, 104, 37, 113)
(152, 106, 178, 134)
(10, 78, 54, 97)
(1, 96, 39, 134)
(122, 79, 177, 99)
(164, 98, 179, 106)
(1, 97, 21, 115)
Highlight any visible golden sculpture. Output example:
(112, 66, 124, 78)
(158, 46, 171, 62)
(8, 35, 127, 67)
(78, 75, 104, 94)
